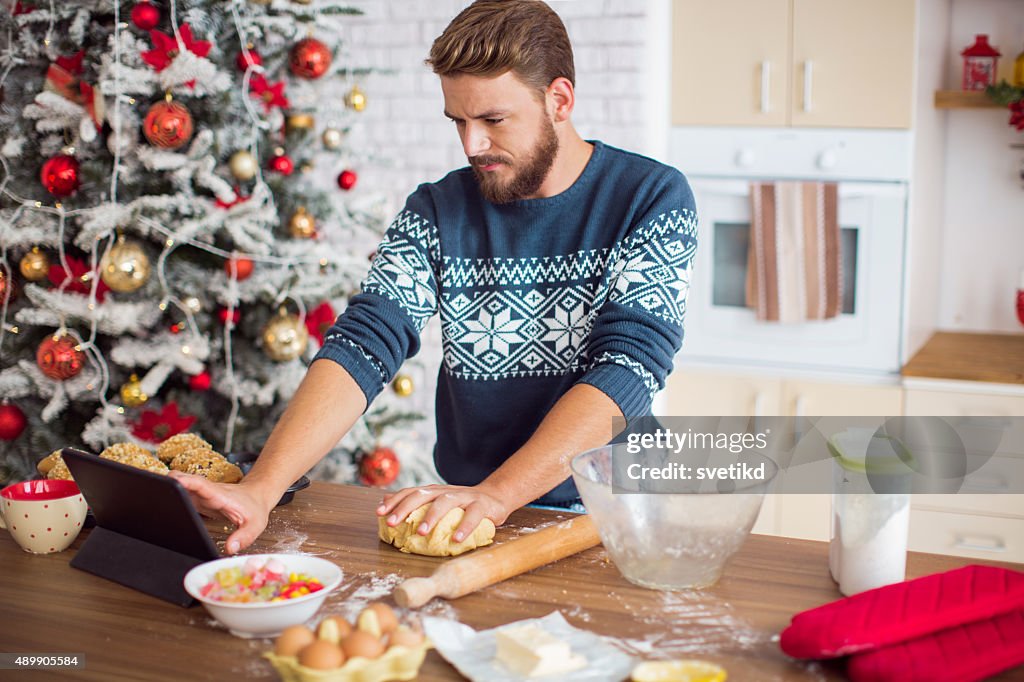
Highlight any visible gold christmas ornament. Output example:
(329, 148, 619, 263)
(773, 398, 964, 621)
(120, 373, 148, 408)
(183, 296, 202, 313)
(288, 206, 316, 239)
(100, 237, 151, 293)
(261, 309, 309, 362)
(392, 374, 414, 397)
(344, 85, 367, 112)
(286, 112, 315, 131)
(19, 247, 50, 281)
(321, 127, 343, 149)
(228, 150, 258, 181)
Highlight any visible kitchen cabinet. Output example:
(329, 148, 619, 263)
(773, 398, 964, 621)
(903, 378, 1024, 563)
(671, 0, 916, 128)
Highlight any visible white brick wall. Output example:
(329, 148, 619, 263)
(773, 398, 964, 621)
(343, 0, 653, 208)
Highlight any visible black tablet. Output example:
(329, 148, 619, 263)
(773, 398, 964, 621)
(62, 448, 220, 606)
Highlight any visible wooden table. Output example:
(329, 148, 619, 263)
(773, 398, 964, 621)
(2, 482, 1022, 681)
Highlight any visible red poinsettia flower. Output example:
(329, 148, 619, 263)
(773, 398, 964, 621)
(305, 302, 337, 345)
(131, 402, 197, 443)
(1009, 100, 1024, 132)
(141, 23, 211, 72)
(249, 74, 290, 112)
(55, 49, 85, 74)
(12, 2, 35, 15)
(47, 255, 110, 302)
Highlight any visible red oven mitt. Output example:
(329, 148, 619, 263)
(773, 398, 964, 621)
(846, 608, 1024, 682)
(779, 564, 1024, 659)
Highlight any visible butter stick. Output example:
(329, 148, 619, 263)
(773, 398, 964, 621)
(494, 624, 587, 677)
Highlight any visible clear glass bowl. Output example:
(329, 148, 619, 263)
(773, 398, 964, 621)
(570, 444, 776, 590)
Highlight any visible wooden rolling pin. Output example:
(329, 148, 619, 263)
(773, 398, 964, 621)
(393, 513, 601, 608)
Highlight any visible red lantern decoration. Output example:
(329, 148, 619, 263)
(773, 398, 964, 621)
(218, 307, 241, 325)
(130, 1, 160, 30)
(359, 446, 400, 487)
(224, 256, 254, 280)
(40, 153, 80, 197)
(289, 37, 332, 79)
(961, 34, 1001, 91)
(337, 169, 357, 191)
(0, 401, 27, 441)
(36, 334, 86, 381)
(268, 153, 294, 176)
(143, 98, 194, 149)
(236, 48, 262, 72)
(189, 370, 212, 392)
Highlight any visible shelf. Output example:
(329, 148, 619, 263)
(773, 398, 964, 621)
(934, 90, 1002, 109)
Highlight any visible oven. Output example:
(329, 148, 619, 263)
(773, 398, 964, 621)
(670, 127, 913, 374)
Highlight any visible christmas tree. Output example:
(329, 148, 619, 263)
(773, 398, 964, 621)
(0, 0, 434, 490)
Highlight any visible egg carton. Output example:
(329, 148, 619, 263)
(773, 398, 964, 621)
(263, 640, 432, 682)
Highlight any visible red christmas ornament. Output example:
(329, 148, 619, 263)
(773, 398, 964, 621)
(143, 98, 194, 149)
(130, 402, 196, 443)
(36, 334, 86, 381)
(0, 271, 17, 302)
(189, 370, 212, 392)
(225, 256, 254, 280)
(961, 34, 1001, 91)
(359, 446, 400, 487)
(337, 169, 358, 191)
(289, 37, 332, 79)
(47, 255, 109, 302)
(236, 48, 262, 72)
(218, 307, 241, 325)
(169, 321, 185, 334)
(0, 401, 27, 441)
(40, 153, 80, 197)
(268, 153, 294, 176)
(130, 1, 160, 30)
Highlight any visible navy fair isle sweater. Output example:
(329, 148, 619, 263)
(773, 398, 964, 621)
(314, 141, 697, 504)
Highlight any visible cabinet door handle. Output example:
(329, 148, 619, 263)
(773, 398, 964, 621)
(760, 60, 771, 113)
(753, 391, 765, 417)
(803, 60, 814, 112)
(954, 534, 1006, 553)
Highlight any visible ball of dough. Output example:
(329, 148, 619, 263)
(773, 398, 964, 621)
(378, 503, 495, 557)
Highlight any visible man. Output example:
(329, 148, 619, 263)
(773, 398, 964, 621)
(174, 0, 696, 554)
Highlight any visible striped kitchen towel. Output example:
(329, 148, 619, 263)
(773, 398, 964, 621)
(746, 181, 842, 322)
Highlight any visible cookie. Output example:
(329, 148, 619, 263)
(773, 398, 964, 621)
(170, 448, 242, 484)
(46, 460, 73, 481)
(100, 442, 169, 475)
(37, 450, 64, 476)
(156, 433, 212, 463)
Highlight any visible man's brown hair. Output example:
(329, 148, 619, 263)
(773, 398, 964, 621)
(427, 0, 575, 94)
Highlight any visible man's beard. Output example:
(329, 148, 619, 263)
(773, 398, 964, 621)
(470, 118, 559, 204)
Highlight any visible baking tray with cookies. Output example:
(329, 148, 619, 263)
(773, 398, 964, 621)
(35, 434, 311, 508)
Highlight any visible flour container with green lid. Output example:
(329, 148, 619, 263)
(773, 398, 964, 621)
(827, 428, 913, 596)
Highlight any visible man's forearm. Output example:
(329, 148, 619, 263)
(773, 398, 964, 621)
(241, 359, 367, 507)
(478, 383, 623, 511)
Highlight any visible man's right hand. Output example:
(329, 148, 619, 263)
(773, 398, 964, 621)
(170, 472, 275, 555)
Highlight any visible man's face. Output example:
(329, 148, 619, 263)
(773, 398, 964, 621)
(441, 71, 559, 204)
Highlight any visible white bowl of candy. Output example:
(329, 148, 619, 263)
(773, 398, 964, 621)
(184, 554, 343, 638)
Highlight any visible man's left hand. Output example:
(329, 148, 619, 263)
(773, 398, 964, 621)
(376, 484, 510, 543)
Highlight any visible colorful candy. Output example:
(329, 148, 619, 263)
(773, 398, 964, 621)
(199, 557, 324, 603)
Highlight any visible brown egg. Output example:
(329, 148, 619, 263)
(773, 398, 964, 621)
(367, 603, 399, 634)
(387, 626, 425, 649)
(297, 640, 345, 670)
(274, 625, 316, 657)
(317, 615, 353, 642)
(341, 630, 386, 660)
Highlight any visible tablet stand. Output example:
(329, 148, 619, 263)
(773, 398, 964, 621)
(71, 526, 205, 607)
